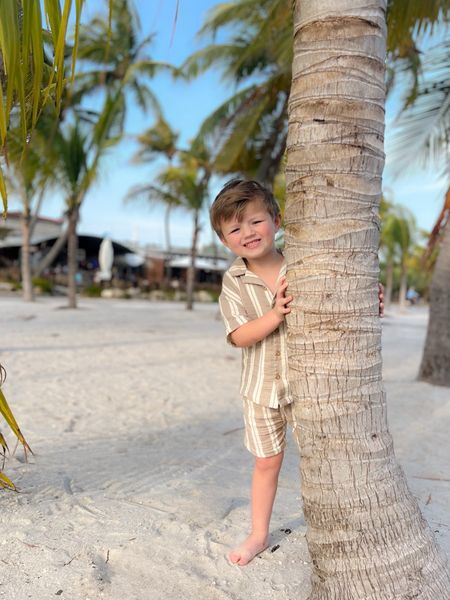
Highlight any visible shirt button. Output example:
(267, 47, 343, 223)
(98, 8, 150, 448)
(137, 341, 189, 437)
(275, 374, 281, 380)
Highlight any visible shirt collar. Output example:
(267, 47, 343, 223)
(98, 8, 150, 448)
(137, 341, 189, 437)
(228, 254, 286, 284)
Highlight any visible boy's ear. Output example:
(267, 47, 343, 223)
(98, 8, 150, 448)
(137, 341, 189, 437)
(274, 213, 281, 231)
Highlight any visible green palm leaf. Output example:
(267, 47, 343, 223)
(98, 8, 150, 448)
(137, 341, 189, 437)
(0, 388, 31, 453)
(390, 41, 450, 175)
(0, 0, 85, 210)
(0, 471, 16, 491)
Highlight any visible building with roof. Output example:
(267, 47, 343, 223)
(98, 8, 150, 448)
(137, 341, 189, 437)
(0, 213, 229, 291)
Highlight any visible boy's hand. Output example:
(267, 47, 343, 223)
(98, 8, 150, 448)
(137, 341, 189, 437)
(273, 277, 293, 321)
(378, 283, 384, 318)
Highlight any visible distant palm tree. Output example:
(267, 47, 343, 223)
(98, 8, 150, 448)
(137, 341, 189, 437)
(52, 95, 122, 308)
(127, 150, 210, 310)
(34, 0, 174, 278)
(131, 116, 179, 255)
(5, 106, 65, 301)
(380, 204, 417, 307)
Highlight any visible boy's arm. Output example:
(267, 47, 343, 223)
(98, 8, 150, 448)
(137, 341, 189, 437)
(230, 278, 292, 348)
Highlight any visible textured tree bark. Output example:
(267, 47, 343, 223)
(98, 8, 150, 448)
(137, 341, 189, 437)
(284, 1, 450, 598)
(20, 210, 34, 302)
(67, 205, 79, 309)
(186, 209, 199, 311)
(418, 219, 450, 386)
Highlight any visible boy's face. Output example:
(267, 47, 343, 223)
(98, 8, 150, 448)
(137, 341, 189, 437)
(220, 198, 281, 261)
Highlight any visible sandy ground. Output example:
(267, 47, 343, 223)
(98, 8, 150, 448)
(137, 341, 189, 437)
(0, 297, 448, 600)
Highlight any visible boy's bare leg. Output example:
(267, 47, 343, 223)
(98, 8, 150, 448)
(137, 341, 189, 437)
(229, 451, 283, 566)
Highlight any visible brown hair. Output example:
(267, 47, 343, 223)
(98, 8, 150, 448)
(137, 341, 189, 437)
(210, 179, 280, 239)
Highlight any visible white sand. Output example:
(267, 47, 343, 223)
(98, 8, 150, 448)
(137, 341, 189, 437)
(0, 298, 448, 599)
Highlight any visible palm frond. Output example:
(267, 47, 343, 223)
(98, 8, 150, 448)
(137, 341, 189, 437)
(387, 0, 450, 53)
(214, 93, 273, 172)
(198, 0, 279, 38)
(126, 182, 181, 208)
(133, 117, 178, 163)
(126, 59, 182, 81)
(182, 44, 246, 79)
(0, 0, 85, 210)
(389, 41, 450, 175)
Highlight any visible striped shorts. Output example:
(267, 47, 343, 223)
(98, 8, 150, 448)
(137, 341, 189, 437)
(242, 399, 295, 458)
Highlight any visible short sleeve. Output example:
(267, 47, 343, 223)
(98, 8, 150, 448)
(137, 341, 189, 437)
(219, 271, 249, 345)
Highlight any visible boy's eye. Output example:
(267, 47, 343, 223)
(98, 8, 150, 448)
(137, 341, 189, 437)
(230, 227, 240, 234)
(253, 220, 263, 224)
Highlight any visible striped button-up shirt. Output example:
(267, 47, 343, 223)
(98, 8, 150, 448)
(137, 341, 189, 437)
(219, 256, 292, 409)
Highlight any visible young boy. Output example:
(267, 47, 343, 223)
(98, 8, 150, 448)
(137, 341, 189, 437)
(210, 179, 294, 566)
(211, 179, 384, 567)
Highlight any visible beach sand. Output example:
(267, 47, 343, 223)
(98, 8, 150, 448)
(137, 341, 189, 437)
(0, 298, 448, 599)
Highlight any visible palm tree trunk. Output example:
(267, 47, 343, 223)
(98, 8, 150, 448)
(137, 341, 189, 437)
(20, 209, 34, 302)
(29, 185, 47, 240)
(164, 204, 173, 283)
(186, 209, 199, 311)
(385, 258, 394, 307)
(33, 228, 68, 277)
(418, 218, 450, 386)
(284, 1, 450, 598)
(67, 205, 79, 309)
(399, 259, 408, 308)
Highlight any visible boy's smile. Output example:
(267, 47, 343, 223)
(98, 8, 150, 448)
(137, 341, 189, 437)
(221, 199, 281, 264)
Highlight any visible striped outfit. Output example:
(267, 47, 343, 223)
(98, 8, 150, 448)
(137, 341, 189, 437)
(219, 256, 295, 457)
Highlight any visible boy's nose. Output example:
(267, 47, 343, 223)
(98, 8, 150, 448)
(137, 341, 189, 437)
(242, 223, 254, 238)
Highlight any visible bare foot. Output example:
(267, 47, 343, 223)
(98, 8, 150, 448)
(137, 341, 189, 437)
(228, 533, 269, 566)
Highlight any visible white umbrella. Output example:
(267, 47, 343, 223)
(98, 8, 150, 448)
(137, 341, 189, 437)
(98, 237, 114, 281)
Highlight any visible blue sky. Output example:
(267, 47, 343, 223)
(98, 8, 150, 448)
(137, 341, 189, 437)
(14, 1, 447, 250)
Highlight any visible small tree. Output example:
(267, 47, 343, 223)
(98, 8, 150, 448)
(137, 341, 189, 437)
(132, 116, 179, 258)
(127, 150, 210, 310)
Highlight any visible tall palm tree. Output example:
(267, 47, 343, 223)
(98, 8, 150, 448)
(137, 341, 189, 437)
(5, 112, 61, 301)
(53, 122, 89, 309)
(52, 94, 122, 308)
(34, 0, 174, 278)
(285, 0, 450, 597)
